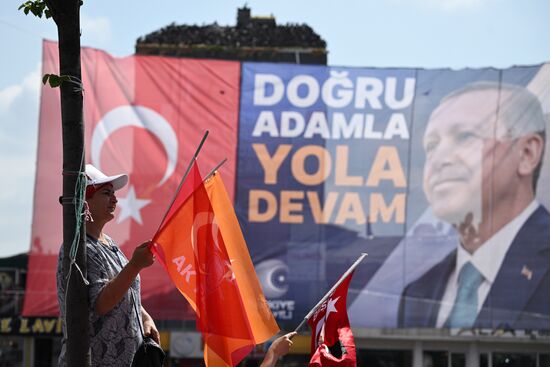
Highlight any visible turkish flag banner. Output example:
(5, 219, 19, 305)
(152, 163, 279, 367)
(307, 272, 357, 367)
(23, 40, 240, 318)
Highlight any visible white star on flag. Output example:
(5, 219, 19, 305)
(315, 296, 341, 345)
(117, 186, 151, 225)
(325, 296, 340, 319)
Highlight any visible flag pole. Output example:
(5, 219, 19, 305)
(294, 252, 368, 332)
(204, 158, 227, 181)
(153, 130, 209, 236)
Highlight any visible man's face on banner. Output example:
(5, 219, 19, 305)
(422, 89, 520, 227)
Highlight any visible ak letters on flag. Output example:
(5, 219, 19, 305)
(308, 272, 357, 367)
(152, 162, 279, 367)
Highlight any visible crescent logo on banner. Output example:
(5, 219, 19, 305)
(255, 259, 290, 298)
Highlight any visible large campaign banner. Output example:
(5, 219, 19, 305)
(236, 63, 550, 330)
(24, 41, 550, 331)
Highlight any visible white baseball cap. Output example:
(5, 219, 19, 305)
(85, 164, 128, 191)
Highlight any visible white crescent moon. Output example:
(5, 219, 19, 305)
(91, 105, 178, 187)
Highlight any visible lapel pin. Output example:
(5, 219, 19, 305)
(521, 265, 533, 280)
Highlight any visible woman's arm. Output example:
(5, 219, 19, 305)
(260, 332, 297, 367)
(95, 242, 154, 315)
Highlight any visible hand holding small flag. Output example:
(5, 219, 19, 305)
(260, 332, 297, 367)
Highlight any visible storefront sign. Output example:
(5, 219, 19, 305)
(0, 317, 62, 336)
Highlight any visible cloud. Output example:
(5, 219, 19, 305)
(23, 64, 42, 95)
(0, 62, 41, 113)
(0, 156, 35, 201)
(81, 15, 112, 46)
(0, 85, 23, 112)
(0, 63, 42, 257)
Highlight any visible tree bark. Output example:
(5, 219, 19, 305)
(48, 0, 90, 365)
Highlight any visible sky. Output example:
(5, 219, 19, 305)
(1, 0, 550, 258)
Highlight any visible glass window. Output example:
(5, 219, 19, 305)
(358, 349, 413, 367)
(34, 338, 53, 367)
(539, 354, 550, 367)
(479, 353, 489, 367)
(451, 353, 465, 367)
(492, 353, 536, 367)
(0, 337, 23, 367)
(424, 351, 448, 367)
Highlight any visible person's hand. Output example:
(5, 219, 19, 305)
(269, 331, 297, 358)
(129, 241, 155, 271)
(260, 332, 297, 367)
(143, 318, 161, 345)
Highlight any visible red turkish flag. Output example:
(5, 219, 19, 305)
(307, 272, 357, 367)
(23, 41, 240, 318)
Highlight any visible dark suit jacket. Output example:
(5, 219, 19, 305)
(398, 205, 550, 330)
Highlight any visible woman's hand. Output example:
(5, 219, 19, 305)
(129, 241, 155, 271)
(142, 307, 160, 345)
(143, 320, 160, 345)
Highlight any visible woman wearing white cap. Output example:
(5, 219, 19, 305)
(56, 164, 159, 366)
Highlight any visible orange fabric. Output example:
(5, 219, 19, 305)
(153, 163, 279, 366)
(205, 173, 280, 344)
(152, 162, 203, 311)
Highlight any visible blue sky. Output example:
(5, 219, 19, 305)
(1, 0, 549, 257)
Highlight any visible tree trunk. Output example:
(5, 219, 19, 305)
(51, 0, 90, 365)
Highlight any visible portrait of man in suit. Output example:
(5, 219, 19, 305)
(399, 81, 550, 330)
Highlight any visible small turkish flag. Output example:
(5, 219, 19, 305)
(307, 272, 357, 367)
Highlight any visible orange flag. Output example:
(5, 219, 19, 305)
(152, 161, 279, 366)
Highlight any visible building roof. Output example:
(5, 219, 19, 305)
(136, 7, 326, 49)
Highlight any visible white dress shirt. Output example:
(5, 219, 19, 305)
(436, 200, 539, 327)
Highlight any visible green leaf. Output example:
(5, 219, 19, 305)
(48, 75, 61, 88)
(18, 0, 49, 18)
(42, 74, 72, 88)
